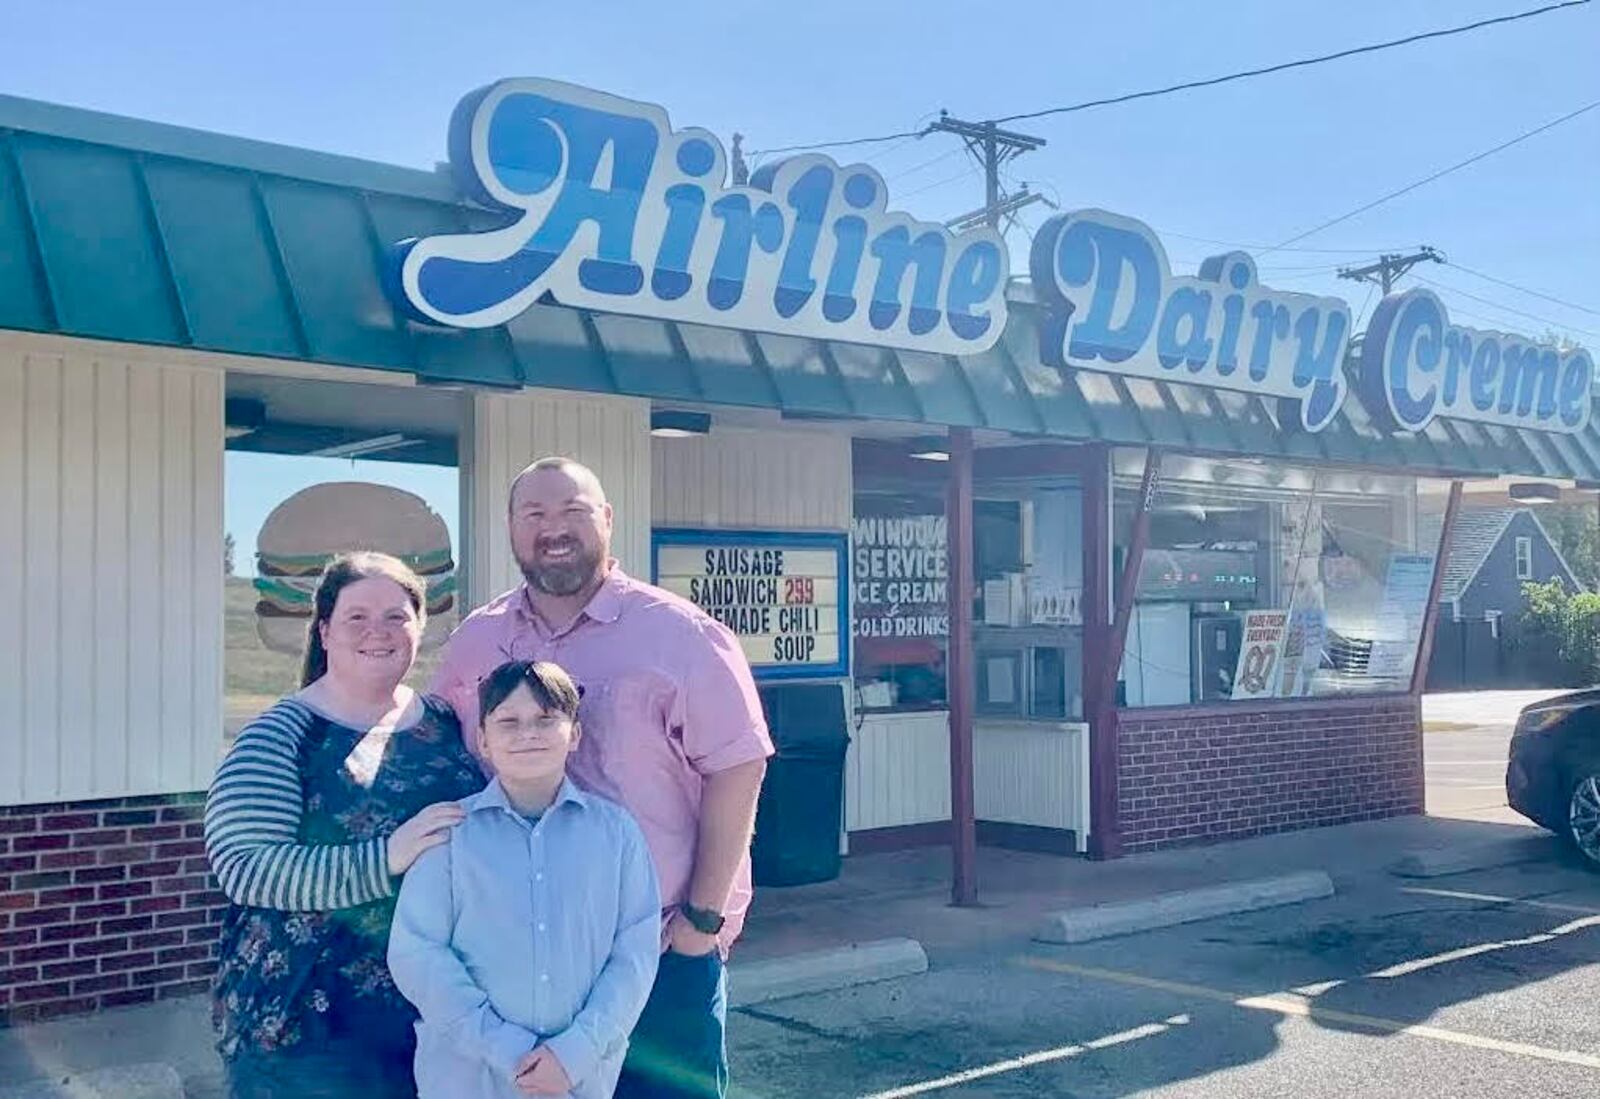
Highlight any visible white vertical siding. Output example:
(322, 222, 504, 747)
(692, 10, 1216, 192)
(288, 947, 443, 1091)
(845, 712, 952, 831)
(974, 721, 1090, 848)
(651, 428, 852, 532)
(0, 358, 23, 804)
(0, 340, 224, 805)
(467, 388, 651, 605)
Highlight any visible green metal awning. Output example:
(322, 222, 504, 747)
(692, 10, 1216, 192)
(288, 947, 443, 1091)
(1, 92, 1595, 481)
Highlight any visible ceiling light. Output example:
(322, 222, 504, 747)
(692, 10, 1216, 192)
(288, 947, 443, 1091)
(910, 449, 950, 462)
(224, 397, 266, 440)
(651, 410, 711, 438)
(309, 434, 420, 459)
(1509, 482, 1561, 504)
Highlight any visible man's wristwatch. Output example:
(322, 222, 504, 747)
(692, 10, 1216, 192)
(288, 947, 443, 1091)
(680, 903, 726, 935)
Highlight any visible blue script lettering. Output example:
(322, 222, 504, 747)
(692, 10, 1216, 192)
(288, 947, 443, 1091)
(1359, 289, 1592, 435)
(1029, 210, 1350, 431)
(393, 79, 1008, 354)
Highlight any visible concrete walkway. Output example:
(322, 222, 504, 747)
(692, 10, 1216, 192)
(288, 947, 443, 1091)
(739, 813, 1552, 966)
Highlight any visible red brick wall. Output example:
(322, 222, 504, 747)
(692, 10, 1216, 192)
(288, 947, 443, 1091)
(1116, 695, 1423, 853)
(0, 793, 222, 1025)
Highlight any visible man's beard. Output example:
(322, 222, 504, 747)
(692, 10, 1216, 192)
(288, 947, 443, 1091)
(518, 540, 604, 597)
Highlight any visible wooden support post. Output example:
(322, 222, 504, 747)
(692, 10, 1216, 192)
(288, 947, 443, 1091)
(1078, 445, 1118, 860)
(1104, 450, 1162, 707)
(946, 427, 978, 905)
(1413, 481, 1463, 696)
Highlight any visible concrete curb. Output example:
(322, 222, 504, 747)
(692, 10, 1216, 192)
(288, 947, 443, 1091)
(1033, 870, 1336, 944)
(1388, 835, 1556, 878)
(730, 937, 928, 1008)
(0, 1063, 183, 1099)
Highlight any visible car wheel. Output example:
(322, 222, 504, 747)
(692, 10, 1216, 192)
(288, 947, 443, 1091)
(1568, 771, 1600, 870)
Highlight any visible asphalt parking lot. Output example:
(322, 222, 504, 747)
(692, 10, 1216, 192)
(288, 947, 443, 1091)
(729, 850, 1600, 1098)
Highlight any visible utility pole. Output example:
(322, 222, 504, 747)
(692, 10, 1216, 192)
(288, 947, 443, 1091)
(1337, 246, 1446, 295)
(927, 111, 1049, 234)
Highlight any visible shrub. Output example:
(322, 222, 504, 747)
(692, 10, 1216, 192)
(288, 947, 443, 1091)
(1517, 579, 1600, 686)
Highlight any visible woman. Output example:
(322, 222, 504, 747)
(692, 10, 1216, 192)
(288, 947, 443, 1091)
(206, 551, 486, 1099)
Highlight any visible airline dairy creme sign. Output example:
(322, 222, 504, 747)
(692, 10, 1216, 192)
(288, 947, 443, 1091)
(392, 79, 1592, 438)
(392, 78, 1007, 355)
(652, 529, 849, 680)
(1026, 208, 1593, 436)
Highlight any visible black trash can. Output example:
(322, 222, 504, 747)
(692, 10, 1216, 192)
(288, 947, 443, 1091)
(750, 682, 850, 887)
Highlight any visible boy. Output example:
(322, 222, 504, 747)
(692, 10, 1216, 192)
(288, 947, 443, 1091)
(389, 661, 660, 1098)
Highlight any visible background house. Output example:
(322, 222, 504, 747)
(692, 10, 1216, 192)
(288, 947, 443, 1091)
(1424, 507, 1584, 688)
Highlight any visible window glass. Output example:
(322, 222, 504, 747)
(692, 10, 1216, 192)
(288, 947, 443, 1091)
(225, 452, 460, 737)
(851, 491, 949, 711)
(1116, 456, 1446, 705)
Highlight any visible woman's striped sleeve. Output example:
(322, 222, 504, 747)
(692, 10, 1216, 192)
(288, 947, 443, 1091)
(204, 706, 393, 912)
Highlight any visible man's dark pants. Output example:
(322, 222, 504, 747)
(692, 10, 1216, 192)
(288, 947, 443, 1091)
(616, 949, 729, 1099)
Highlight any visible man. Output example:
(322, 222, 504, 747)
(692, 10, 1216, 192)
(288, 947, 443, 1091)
(431, 457, 771, 1099)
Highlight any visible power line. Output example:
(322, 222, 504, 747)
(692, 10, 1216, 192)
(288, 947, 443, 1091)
(1444, 261, 1600, 318)
(1267, 98, 1600, 253)
(1412, 274, 1600, 339)
(882, 145, 969, 184)
(897, 164, 980, 202)
(995, 1, 1589, 125)
(1352, 285, 1378, 332)
(1157, 230, 1409, 255)
(746, 1, 1590, 159)
(748, 126, 928, 159)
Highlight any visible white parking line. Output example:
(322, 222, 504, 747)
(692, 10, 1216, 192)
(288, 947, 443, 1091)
(1020, 957, 1600, 1071)
(1399, 886, 1600, 916)
(856, 1015, 1189, 1098)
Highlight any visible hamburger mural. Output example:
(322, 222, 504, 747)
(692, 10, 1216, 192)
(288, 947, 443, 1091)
(253, 482, 457, 653)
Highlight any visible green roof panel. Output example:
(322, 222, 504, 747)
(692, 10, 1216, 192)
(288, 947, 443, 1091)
(998, 318, 1096, 438)
(891, 349, 983, 427)
(756, 332, 854, 416)
(142, 159, 305, 359)
(827, 341, 920, 422)
(258, 177, 414, 371)
(506, 303, 614, 394)
(362, 192, 519, 387)
(675, 323, 780, 409)
(591, 311, 702, 401)
(0, 134, 53, 332)
(13, 135, 185, 345)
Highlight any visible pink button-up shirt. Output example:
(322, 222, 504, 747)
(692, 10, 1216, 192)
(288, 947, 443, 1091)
(430, 566, 773, 948)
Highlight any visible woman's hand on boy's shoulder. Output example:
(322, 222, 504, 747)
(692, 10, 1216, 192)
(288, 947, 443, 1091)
(514, 1046, 572, 1095)
(386, 801, 466, 876)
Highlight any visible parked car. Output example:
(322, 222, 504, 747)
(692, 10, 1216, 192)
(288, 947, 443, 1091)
(1507, 690, 1600, 869)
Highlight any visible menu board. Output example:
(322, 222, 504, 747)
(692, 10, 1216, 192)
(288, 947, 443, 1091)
(1366, 553, 1435, 680)
(851, 514, 950, 640)
(652, 529, 849, 680)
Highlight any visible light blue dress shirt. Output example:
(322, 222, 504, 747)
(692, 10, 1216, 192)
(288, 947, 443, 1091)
(388, 777, 661, 1099)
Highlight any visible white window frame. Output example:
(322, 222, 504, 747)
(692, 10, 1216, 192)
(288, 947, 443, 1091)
(1515, 536, 1534, 580)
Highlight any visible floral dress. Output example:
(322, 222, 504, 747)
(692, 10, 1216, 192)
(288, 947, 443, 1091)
(207, 695, 485, 1076)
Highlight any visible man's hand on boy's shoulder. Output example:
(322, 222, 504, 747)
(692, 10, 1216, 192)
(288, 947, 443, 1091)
(514, 1045, 572, 1096)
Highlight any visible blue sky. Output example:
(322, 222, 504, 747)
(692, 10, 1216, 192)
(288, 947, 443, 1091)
(7, 1, 1597, 552)
(225, 454, 460, 577)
